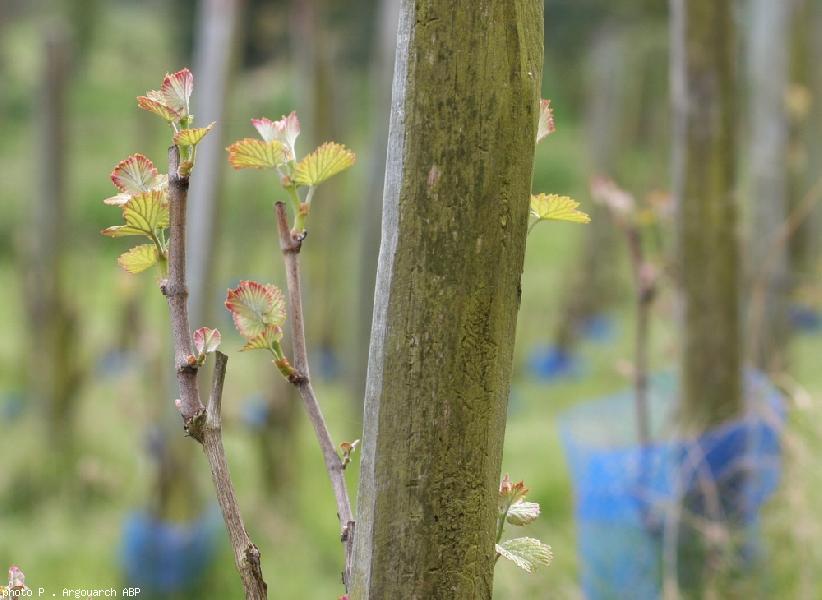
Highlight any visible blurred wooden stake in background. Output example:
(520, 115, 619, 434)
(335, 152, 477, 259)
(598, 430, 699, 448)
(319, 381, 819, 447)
(187, 0, 245, 331)
(26, 25, 82, 464)
(746, 0, 792, 373)
(671, 0, 741, 430)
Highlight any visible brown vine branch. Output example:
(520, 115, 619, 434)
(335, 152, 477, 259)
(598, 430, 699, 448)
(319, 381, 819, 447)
(625, 226, 653, 447)
(162, 146, 204, 434)
(162, 146, 268, 599)
(203, 352, 268, 600)
(591, 178, 656, 446)
(274, 201, 355, 591)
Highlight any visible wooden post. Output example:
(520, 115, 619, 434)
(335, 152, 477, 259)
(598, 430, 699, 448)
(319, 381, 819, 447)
(291, 0, 344, 372)
(671, 0, 741, 430)
(352, 1, 543, 596)
(355, 0, 401, 402)
(552, 26, 625, 351)
(187, 0, 244, 329)
(747, 0, 792, 371)
(29, 27, 80, 453)
(788, 0, 822, 285)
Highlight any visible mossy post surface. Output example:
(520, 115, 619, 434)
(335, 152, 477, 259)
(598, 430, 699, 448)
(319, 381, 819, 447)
(670, 0, 744, 588)
(352, 1, 543, 597)
(671, 0, 741, 430)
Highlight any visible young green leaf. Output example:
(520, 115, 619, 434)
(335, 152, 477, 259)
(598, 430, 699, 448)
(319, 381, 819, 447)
(530, 194, 591, 224)
(226, 138, 288, 169)
(106, 177, 170, 207)
(240, 324, 283, 352)
(106, 154, 167, 206)
(225, 281, 286, 338)
(137, 68, 193, 123)
(536, 99, 555, 144)
(101, 190, 169, 238)
(117, 244, 160, 274)
(137, 95, 181, 122)
(194, 327, 222, 355)
(160, 68, 194, 116)
(174, 122, 216, 147)
(110, 153, 164, 195)
(496, 538, 553, 573)
(293, 142, 356, 186)
(506, 500, 540, 526)
(499, 474, 529, 507)
(252, 112, 300, 159)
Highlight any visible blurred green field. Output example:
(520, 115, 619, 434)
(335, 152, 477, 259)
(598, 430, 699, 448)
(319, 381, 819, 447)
(2, 4, 822, 599)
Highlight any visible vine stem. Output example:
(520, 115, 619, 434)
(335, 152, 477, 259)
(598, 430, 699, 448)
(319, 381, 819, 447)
(162, 146, 268, 599)
(162, 146, 203, 428)
(274, 201, 355, 592)
(203, 352, 268, 599)
(625, 226, 652, 447)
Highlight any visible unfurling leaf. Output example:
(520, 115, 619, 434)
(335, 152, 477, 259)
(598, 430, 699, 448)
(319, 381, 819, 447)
(590, 177, 635, 218)
(104, 194, 133, 207)
(174, 122, 216, 147)
(102, 190, 169, 238)
(293, 142, 356, 186)
(110, 153, 164, 195)
(496, 538, 553, 573)
(506, 500, 540, 526)
(194, 327, 222, 356)
(252, 112, 300, 158)
(340, 439, 360, 468)
(499, 474, 529, 506)
(225, 281, 286, 338)
(7, 565, 29, 591)
(160, 68, 194, 116)
(137, 68, 193, 122)
(536, 99, 555, 144)
(106, 154, 167, 206)
(137, 95, 181, 122)
(117, 244, 160, 274)
(530, 194, 591, 224)
(226, 138, 288, 169)
(240, 324, 283, 352)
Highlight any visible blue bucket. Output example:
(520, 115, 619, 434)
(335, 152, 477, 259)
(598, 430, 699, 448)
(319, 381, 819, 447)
(121, 508, 221, 595)
(560, 372, 784, 599)
(528, 345, 584, 381)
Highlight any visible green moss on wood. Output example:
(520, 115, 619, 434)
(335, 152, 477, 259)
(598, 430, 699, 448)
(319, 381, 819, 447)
(672, 0, 741, 429)
(352, 1, 543, 597)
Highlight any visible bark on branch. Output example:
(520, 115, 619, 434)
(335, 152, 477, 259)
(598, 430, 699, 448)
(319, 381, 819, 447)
(203, 352, 268, 600)
(274, 201, 355, 591)
(162, 146, 204, 434)
(161, 146, 268, 599)
(625, 226, 653, 446)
